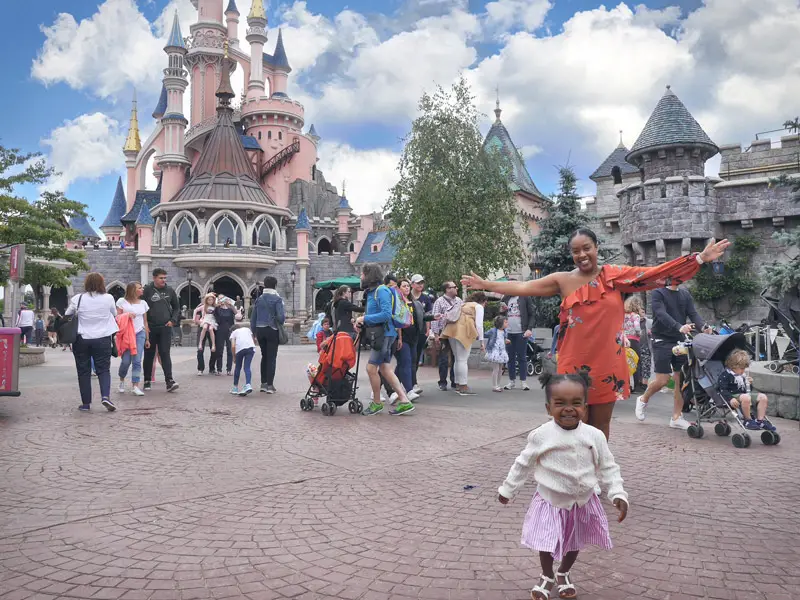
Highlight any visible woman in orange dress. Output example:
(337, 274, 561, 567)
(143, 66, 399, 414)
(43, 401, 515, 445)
(462, 228, 729, 439)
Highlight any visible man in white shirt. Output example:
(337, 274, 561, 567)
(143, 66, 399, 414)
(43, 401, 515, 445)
(16, 304, 35, 344)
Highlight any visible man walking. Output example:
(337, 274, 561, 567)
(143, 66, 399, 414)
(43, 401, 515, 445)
(410, 274, 433, 394)
(502, 284, 535, 390)
(142, 268, 180, 392)
(432, 282, 461, 391)
(635, 282, 709, 428)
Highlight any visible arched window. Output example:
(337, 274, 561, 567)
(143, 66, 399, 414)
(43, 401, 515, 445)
(317, 238, 332, 255)
(268, 131, 272, 140)
(209, 214, 243, 247)
(172, 216, 198, 247)
(611, 166, 622, 185)
(348, 242, 355, 253)
(278, 131, 283, 140)
(258, 132, 262, 140)
(252, 216, 277, 250)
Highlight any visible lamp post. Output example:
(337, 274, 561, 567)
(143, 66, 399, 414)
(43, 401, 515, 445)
(290, 270, 296, 317)
(185, 268, 193, 319)
(310, 276, 316, 313)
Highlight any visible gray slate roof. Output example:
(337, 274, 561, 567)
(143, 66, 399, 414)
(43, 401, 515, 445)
(121, 190, 160, 224)
(152, 84, 168, 119)
(136, 202, 154, 226)
(69, 215, 100, 240)
(165, 12, 185, 49)
(629, 87, 717, 155)
(101, 176, 127, 229)
(483, 118, 545, 199)
(354, 231, 396, 265)
(590, 144, 639, 180)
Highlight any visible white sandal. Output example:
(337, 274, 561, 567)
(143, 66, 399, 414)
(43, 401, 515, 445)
(531, 574, 555, 599)
(556, 571, 577, 599)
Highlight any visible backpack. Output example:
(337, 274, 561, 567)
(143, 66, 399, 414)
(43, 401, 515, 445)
(374, 285, 413, 329)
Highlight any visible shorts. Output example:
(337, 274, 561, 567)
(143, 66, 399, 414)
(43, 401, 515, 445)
(652, 339, 686, 375)
(368, 336, 396, 366)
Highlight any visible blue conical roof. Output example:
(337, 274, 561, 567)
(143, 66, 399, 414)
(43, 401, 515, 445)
(296, 207, 311, 231)
(308, 124, 319, 138)
(69, 215, 100, 240)
(100, 177, 128, 229)
(165, 11, 185, 49)
(152, 83, 168, 119)
(338, 194, 350, 209)
(225, 0, 239, 14)
(135, 202, 154, 226)
(271, 29, 291, 71)
(483, 108, 545, 199)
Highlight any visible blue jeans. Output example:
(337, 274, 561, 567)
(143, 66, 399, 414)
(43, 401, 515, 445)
(119, 330, 146, 383)
(507, 332, 528, 381)
(73, 335, 112, 405)
(394, 340, 413, 392)
(234, 347, 255, 387)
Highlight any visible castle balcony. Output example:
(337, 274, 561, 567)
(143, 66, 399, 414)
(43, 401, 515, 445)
(152, 245, 296, 271)
(185, 109, 242, 150)
(239, 96, 305, 131)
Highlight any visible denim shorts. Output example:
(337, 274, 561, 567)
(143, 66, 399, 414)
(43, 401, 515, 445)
(368, 336, 396, 365)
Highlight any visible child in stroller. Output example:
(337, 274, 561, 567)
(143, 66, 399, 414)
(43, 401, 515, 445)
(716, 349, 776, 432)
(300, 331, 363, 416)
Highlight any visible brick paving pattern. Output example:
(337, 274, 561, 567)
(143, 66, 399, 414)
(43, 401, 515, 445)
(1, 346, 798, 599)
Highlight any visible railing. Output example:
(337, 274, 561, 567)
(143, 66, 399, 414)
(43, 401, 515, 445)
(184, 110, 242, 143)
(261, 139, 300, 181)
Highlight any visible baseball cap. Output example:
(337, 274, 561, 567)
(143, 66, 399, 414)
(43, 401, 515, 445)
(411, 274, 425, 284)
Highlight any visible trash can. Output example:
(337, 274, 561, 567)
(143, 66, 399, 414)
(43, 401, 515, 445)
(0, 327, 22, 397)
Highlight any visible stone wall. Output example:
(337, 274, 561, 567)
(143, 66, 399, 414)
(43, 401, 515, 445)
(719, 135, 800, 181)
(750, 363, 799, 421)
(69, 248, 140, 290)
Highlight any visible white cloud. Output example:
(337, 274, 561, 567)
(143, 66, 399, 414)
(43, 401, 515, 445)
(316, 142, 401, 213)
(40, 113, 126, 191)
(484, 0, 551, 32)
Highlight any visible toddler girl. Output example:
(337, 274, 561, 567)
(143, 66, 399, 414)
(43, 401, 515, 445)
(197, 293, 218, 353)
(485, 315, 510, 392)
(498, 371, 629, 599)
(717, 349, 776, 431)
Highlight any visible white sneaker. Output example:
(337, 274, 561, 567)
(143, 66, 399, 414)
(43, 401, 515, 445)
(407, 390, 420, 402)
(412, 385, 422, 394)
(118, 382, 125, 394)
(521, 382, 531, 391)
(389, 392, 399, 405)
(669, 416, 692, 430)
(131, 387, 145, 397)
(503, 381, 516, 390)
(635, 396, 648, 421)
(370, 391, 389, 402)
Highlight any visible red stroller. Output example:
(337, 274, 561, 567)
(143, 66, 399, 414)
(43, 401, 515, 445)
(301, 332, 363, 416)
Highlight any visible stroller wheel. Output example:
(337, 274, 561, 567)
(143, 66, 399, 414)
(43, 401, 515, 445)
(773, 432, 781, 445)
(533, 362, 544, 376)
(354, 400, 363, 413)
(714, 422, 731, 437)
(300, 399, 308, 411)
(687, 424, 704, 439)
(766, 362, 779, 372)
(321, 403, 330, 416)
(761, 430, 777, 446)
(732, 433, 747, 448)
(348, 401, 357, 414)
(330, 403, 337, 416)
(743, 432, 752, 447)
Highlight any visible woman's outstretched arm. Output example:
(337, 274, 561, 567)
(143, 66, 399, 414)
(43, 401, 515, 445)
(460, 272, 561, 298)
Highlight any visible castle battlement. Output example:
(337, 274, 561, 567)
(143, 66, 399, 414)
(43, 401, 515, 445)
(719, 134, 800, 182)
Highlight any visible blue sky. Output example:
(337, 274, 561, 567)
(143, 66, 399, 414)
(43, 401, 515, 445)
(4, 0, 798, 232)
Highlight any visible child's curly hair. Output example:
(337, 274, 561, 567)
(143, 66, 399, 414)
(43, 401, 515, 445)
(539, 370, 591, 403)
(493, 315, 507, 329)
(725, 349, 750, 370)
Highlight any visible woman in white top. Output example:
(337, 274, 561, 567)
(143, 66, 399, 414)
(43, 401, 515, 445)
(16, 305, 35, 344)
(116, 282, 150, 396)
(440, 291, 487, 396)
(65, 273, 119, 412)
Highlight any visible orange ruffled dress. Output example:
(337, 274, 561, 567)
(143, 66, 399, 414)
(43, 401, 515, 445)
(556, 254, 701, 405)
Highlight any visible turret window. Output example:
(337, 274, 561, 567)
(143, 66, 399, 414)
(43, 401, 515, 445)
(278, 131, 283, 140)
(268, 131, 272, 140)
(258, 132, 261, 140)
(209, 214, 243, 247)
(611, 166, 622, 185)
(172, 217, 198, 247)
(252, 216, 278, 250)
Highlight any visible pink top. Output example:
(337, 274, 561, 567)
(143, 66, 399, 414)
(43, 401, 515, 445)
(623, 312, 641, 341)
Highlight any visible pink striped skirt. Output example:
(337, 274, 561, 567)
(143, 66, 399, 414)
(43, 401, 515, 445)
(521, 492, 612, 561)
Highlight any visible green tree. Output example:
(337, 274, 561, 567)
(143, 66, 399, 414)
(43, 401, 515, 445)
(764, 148, 800, 294)
(528, 166, 611, 326)
(691, 235, 760, 318)
(384, 77, 524, 288)
(0, 145, 88, 289)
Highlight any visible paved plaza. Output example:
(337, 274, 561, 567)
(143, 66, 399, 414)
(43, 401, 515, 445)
(1, 345, 798, 600)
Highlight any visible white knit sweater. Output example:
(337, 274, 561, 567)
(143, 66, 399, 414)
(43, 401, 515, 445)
(498, 420, 628, 509)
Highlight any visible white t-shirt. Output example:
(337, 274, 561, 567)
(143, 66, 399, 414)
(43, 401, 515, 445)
(116, 299, 150, 333)
(230, 327, 255, 353)
(17, 309, 35, 328)
(65, 293, 119, 340)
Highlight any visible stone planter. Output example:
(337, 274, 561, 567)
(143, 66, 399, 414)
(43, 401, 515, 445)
(19, 346, 46, 367)
(750, 363, 800, 421)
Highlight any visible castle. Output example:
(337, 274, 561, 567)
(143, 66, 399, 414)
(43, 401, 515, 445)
(586, 86, 800, 320)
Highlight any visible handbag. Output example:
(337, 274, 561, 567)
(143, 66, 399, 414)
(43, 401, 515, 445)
(277, 322, 289, 345)
(110, 333, 119, 358)
(365, 325, 386, 351)
(58, 294, 83, 345)
(444, 301, 462, 323)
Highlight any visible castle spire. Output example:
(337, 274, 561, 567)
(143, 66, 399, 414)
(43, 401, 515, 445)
(165, 10, 185, 50)
(248, 0, 266, 21)
(494, 86, 502, 123)
(272, 29, 291, 71)
(123, 90, 142, 153)
(216, 41, 235, 105)
(617, 130, 625, 149)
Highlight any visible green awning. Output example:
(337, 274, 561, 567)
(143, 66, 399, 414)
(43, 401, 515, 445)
(313, 275, 362, 290)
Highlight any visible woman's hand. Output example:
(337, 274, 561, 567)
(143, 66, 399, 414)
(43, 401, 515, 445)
(461, 272, 486, 289)
(397, 338, 403, 350)
(614, 498, 628, 522)
(145, 340, 150, 349)
(699, 239, 731, 263)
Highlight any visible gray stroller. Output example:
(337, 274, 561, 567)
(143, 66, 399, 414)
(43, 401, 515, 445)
(679, 332, 781, 448)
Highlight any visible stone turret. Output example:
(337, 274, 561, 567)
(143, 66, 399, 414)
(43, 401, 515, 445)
(618, 86, 721, 264)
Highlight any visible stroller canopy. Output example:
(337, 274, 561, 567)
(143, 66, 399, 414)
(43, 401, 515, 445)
(692, 332, 749, 364)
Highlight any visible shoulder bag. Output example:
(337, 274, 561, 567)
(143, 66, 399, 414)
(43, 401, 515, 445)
(58, 294, 83, 345)
(276, 297, 289, 345)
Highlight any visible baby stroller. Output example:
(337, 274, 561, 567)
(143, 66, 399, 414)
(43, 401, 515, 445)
(760, 287, 800, 374)
(502, 338, 546, 377)
(300, 331, 364, 416)
(679, 332, 780, 448)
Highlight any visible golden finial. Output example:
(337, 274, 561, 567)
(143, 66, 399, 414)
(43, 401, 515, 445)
(123, 89, 142, 154)
(248, 0, 266, 21)
(223, 39, 229, 58)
